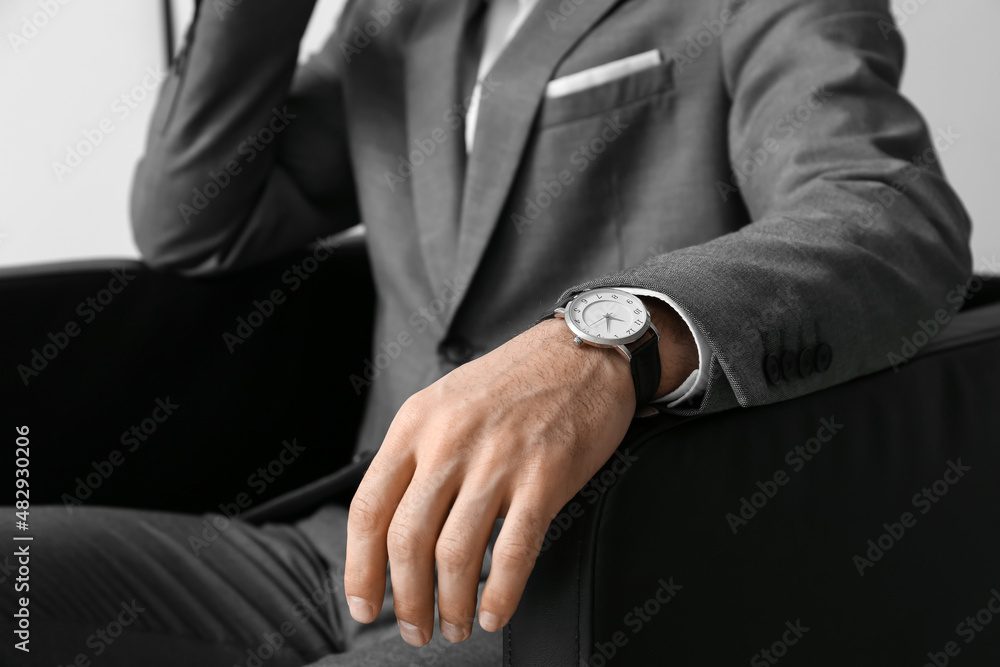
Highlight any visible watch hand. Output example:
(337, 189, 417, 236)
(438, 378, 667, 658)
(607, 315, 625, 323)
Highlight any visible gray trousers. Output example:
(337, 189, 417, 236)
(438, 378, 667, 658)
(1, 504, 500, 666)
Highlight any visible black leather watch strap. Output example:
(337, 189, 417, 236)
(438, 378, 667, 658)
(629, 333, 661, 406)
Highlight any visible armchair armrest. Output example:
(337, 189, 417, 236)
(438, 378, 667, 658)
(1, 235, 374, 514)
(506, 281, 1000, 665)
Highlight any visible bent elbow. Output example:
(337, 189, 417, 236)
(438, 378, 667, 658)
(129, 161, 226, 276)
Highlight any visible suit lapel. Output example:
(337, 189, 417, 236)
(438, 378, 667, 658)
(405, 0, 473, 289)
(450, 0, 623, 320)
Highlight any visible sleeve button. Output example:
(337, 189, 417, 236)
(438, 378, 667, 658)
(781, 351, 798, 380)
(764, 354, 782, 384)
(798, 347, 816, 377)
(816, 343, 833, 372)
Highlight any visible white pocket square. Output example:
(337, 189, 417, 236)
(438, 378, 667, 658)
(545, 49, 663, 99)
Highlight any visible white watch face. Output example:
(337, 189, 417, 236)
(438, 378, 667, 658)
(563, 288, 649, 346)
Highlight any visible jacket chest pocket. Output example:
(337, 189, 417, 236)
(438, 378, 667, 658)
(538, 51, 676, 128)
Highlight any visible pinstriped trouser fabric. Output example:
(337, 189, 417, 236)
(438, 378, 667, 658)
(1, 505, 500, 666)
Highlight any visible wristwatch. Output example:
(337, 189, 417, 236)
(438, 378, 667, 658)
(554, 288, 661, 406)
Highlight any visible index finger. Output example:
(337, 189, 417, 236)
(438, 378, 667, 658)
(344, 428, 416, 623)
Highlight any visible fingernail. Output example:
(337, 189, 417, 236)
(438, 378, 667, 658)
(347, 596, 375, 623)
(479, 610, 502, 632)
(398, 620, 427, 646)
(440, 619, 469, 643)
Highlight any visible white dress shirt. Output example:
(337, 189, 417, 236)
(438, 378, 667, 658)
(467, 0, 711, 407)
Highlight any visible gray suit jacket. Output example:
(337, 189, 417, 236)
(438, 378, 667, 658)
(132, 0, 972, 458)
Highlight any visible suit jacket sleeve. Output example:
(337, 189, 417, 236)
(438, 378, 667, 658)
(130, 0, 358, 274)
(557, 0, 973, 415)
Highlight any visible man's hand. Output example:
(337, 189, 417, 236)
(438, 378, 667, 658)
(344, 300, 696, 646)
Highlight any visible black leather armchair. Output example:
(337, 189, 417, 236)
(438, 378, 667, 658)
(4, 239, 999, 665)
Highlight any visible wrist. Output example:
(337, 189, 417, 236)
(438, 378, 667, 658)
(641, 298, 699, 399)
(533, 317, 635, 404)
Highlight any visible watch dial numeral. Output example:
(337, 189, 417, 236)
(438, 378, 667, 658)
(634, 308, 641, 314)
(634, 319, 643, 326)
(611, 294, 618, 299)
(626, 329, 634, 334)
(627, 299, 633, 304)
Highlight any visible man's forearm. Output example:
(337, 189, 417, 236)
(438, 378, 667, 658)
(555, 3, 972, 418)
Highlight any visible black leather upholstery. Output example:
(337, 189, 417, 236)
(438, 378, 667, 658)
(1, 236, 373, 513)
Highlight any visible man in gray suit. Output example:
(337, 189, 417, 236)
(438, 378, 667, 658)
(9, 0, 971, 664)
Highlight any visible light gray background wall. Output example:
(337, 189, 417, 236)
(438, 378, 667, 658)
(1, 0, 997, 273)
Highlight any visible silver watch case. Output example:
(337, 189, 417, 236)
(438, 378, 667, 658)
(554, 288, 659, 360)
